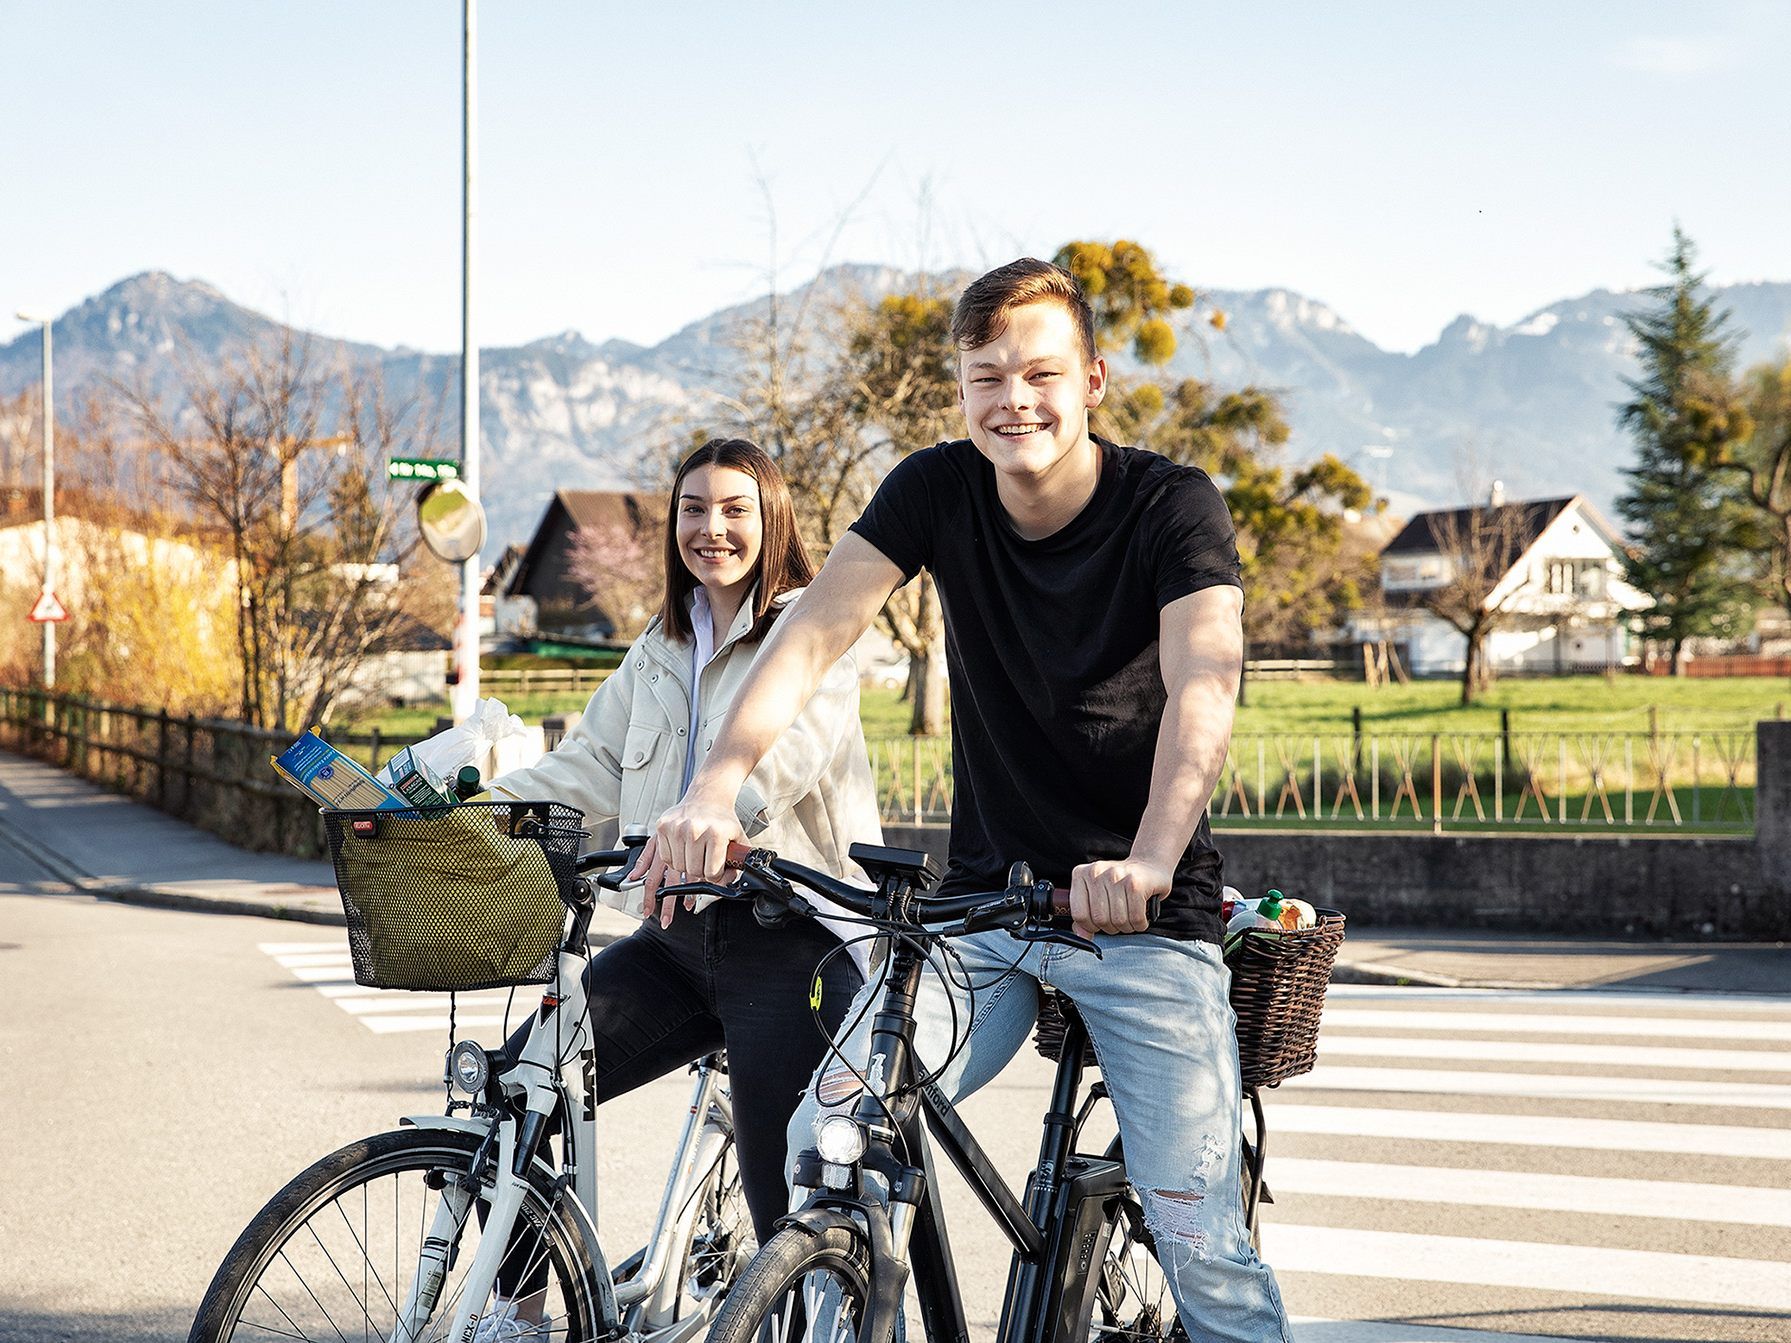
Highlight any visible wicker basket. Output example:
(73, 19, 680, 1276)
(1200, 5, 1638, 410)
(323, 801, 587, 992)
(1228, 909, 1346, 1088)
(1032, 909, 1346, 1089)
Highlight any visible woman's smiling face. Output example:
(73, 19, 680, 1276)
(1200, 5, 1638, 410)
(675, 463, 763, 600)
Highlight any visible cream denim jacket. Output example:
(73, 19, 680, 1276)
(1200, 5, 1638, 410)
(490, 588, 882, 927)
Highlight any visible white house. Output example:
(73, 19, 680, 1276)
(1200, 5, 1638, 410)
(1370, 490, 1652, 677)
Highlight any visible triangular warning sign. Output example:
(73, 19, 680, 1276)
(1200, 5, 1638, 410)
(29, 590, 69, 623)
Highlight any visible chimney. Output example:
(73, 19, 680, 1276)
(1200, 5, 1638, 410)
(1489, 480, 1505, 508)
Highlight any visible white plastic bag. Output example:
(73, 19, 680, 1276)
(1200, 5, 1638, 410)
(380, 698, 541, 790)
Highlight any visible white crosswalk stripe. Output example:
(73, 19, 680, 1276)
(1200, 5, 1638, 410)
(1262, 981, 1791, 1338)
(258, 940, 535, 1034)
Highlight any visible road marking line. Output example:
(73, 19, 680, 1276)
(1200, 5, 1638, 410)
(259, 941, 348, 954)
(1325, 984, 1791, 1013)
(1267, 1224, 1791, 1310)
(1266, 1103, 1791, 1158)
(1316, 1035, 1791, 1072)
(1284, 1065, 1791, 1109)
(1289, 1318, 1585, 1343)
(363, 1015, 514, 1034)
(1267, 1157, 1791, 1226)
(265, 951, 357, 968)
(1320, 1007, 1791, 1042)
(287, 965, 363, 983)
(332, 994, 518, 1015)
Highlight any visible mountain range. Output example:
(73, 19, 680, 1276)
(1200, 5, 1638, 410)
(4, 267, 1790, 551)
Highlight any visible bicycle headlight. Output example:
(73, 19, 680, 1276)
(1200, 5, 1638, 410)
(813, 1113, 868, 1165)
(449, 1040, 490, 1095)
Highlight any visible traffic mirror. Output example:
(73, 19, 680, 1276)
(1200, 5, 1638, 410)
(417, 479, 487, 564)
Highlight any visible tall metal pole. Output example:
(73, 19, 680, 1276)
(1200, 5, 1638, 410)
(34, 320, 55, 689)
(452, 0, 482, 723)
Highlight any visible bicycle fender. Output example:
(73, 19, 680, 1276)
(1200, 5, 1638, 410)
(778, 1203, 907, 1343)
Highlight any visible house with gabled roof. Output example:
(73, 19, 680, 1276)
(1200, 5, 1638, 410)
(500, 489, 666, 642)
(1368, 488, 1652, 676)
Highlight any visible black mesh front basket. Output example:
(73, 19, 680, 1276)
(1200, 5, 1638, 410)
(323, 801, 587, 992)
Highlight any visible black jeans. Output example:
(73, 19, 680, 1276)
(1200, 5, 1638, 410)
(502, 898, 863, 1246)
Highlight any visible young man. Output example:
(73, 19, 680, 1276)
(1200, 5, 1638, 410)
(647, 258, 1292, 1340)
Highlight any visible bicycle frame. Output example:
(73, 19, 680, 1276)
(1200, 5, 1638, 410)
(399, 903, 738, 1343)
(785, 937, 1127, 1343)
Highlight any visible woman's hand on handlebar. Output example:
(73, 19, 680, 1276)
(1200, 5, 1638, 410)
(1069, 857, 1170, 938)
(640, 789, 748, 904)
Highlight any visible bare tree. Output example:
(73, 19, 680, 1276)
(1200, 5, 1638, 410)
(1414, 500, 1532, 705)
(124, 335, 435, 729)
(565, 497, 666, 642)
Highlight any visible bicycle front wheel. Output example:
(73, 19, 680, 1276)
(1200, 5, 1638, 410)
(704, 1223, 871, 1343)
(188, 1127, 603, 1343)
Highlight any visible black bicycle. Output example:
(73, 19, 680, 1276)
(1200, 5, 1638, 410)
(655, 839, 1343, 1343)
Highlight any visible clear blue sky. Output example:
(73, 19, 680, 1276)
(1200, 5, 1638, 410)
(5, 1, 1786, 354)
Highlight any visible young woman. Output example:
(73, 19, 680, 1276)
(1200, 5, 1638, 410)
(482, 438, 880, 1337)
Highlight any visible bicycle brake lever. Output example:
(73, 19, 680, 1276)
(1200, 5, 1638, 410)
(961, 894, 1025, 933)
(1010, 925, 1104, 959)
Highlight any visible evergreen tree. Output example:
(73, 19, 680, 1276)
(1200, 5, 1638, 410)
(1615, 228, 1758, 672)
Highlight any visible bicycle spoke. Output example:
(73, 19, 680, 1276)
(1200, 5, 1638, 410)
(332, 1183, 401, 1323)
(275, 1246, 353, 1343)
(249, 1280, 311, 1341)
(304, 1218, 381, 1340)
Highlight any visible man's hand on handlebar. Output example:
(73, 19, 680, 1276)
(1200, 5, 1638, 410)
(1069, 857, 1170, 938)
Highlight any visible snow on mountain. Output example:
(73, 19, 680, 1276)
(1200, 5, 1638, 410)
(5, 268, 1790, 551)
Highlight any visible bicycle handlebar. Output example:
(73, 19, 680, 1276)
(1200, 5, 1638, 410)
(629, 839, 1082, 947)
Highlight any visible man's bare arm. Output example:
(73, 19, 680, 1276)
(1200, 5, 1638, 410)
(1070, 584, 1243, 935)
(646, 533, 904, 886)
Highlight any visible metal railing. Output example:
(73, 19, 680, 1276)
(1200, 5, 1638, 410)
(863, 729, 1757, 833)
(0, 688, 341, 856)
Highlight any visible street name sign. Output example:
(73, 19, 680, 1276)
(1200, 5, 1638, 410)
(387, 458, 462, 481)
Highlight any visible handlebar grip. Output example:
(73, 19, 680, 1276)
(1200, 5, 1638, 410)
(725, 839, 754, 868)
(1044, 886, 1163, 924)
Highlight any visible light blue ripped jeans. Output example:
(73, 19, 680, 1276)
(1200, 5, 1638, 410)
(787, 929, 1293, 1343)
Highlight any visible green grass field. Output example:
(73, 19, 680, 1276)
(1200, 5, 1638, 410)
(328, 676, 1776, 834)
(337, 674, 1788, 742)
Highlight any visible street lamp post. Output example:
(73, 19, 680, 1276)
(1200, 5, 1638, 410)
(15, 311, 55, 689)
(452, 0, 482, 724)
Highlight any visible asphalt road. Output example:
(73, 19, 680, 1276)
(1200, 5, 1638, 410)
(4, 872, 1788, 1342)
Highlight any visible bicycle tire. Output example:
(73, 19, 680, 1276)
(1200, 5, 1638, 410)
(1081, 1181, 1263, 1343)
(703, 1224, 872, 1343)
(187, 1127, 603, 1343)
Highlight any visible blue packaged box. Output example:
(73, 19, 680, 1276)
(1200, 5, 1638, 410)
(271, 729, 408, 811)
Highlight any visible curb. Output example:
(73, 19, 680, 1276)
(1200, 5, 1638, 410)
(0, 812, 351, 926)
(0, 815, 628, 946)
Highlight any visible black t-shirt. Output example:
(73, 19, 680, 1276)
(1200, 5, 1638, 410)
(850, 437, 1242, 944)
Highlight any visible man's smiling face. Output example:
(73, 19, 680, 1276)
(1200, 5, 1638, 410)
(958, 300, 1107, 483)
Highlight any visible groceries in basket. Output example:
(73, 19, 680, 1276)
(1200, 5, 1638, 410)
(375, 744, 457, 809)
(381, 697, 543, 795)
(272, 730, 408, 811)
(1222, 886, 1317, 954)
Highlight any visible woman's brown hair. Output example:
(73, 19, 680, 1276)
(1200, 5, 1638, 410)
(658, 438, 815, 643)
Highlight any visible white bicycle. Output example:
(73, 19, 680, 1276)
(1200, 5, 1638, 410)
(189, 803, 751, 1343)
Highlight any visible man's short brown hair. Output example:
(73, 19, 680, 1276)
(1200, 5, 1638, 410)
(951, 257, 1098, 365)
